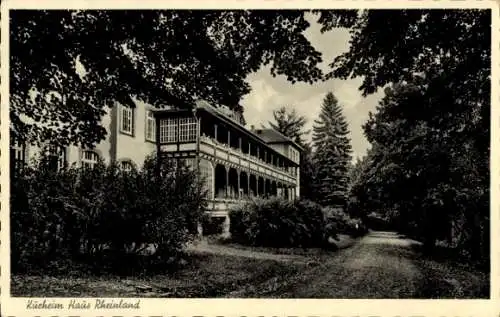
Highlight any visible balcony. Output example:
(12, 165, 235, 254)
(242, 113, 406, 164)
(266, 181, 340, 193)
(199, 135, 297, 184)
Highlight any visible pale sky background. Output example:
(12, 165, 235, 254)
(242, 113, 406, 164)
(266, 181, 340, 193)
(240, 14, 384, 162)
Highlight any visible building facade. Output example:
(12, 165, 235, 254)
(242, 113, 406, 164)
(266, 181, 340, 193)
(11, 97, 159, 172)
(154, 100, 302, 233)
(11, 98, 302, 234)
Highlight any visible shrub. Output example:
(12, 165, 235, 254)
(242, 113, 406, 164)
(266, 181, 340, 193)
(229, 197, 369, 248)
(10, 153, 206, 273)
(229, 198, 328, 248)
(323, 206, 367, 237)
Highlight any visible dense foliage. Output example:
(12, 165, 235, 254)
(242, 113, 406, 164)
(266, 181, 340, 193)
(229, 197, 324, 248)
(350, 80, 489, 260)
(321, 9, 490, 264)
(298, 144, 316, 200)
(10, 10, 356, 148)
(10, 154, 206, 273)
(229, 197, 365, 248)
(312, 92, 352, 207)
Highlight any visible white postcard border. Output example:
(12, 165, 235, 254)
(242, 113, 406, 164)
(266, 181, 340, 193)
(1, 1, 499, 316)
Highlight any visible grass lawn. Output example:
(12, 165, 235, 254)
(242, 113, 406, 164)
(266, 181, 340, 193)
(411, 246, 489, 298)
(11, 253, 302, 297)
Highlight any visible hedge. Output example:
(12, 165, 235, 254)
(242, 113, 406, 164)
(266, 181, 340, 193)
(229, 197, 366, 248)
(10, 154, 206, 274)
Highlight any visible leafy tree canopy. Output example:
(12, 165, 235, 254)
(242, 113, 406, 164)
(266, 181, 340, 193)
(360, 79, 488, 254)
(322, 9, 490, 166)
(323, 9, 490, 258)
(323, 9, 490, 98)
(11, 10, 354, 147)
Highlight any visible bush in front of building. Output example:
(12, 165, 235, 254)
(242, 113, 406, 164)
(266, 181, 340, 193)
(229, 198, 367, 248)
(229, 197, 326, 248)
(10, 153, 206, 274)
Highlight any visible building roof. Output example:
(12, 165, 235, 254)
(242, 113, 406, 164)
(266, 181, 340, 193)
(254, 128, 304, 151)
(195, 101, 303, 150)
(153, 99, 303, 165)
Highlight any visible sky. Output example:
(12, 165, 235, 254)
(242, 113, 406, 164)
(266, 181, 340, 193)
(240, 14, 384, 162)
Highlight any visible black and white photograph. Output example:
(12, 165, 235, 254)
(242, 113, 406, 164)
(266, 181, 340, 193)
(1, 0, 497, 315)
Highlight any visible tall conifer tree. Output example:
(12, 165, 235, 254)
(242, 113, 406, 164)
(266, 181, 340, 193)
(312, 92, 352, 206)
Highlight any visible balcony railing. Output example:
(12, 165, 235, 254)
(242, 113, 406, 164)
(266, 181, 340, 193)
(200, 135, 297, 179)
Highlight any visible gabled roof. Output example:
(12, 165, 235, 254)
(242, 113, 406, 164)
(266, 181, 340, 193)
(254, 128, 304, 151)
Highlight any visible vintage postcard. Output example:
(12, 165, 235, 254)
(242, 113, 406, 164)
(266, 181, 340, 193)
(1, 0, 498, 316)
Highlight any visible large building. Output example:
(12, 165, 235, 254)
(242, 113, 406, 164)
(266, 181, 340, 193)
(154, 100, 302, 233)
(11, 98, 302, 234)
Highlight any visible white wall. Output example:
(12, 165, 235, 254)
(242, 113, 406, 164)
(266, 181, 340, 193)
(16, 98, 158, 169)
(115, 98, 156, 168)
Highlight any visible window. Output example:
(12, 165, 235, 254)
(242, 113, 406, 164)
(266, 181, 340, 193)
(120, 160, 135, 172)
(159, 118, 177, 143)
(82, 150, 99, 170)
(145, 110, 156, 142)
(289, 147, 299, 163)
(120, 105, 134, 135)
(178, 117, 197, 142)
(45, 145, 66, 171)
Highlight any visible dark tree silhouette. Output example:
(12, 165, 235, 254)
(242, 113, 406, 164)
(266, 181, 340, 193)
(319, 9, 490, 262)
(11, 10, 354, 147)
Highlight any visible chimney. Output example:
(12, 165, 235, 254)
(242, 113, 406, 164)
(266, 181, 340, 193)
(250, 125, 255, 131)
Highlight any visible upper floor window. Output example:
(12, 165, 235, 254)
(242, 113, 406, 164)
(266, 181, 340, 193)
(120, 105, 135, 135)
(289, 147, 299, 163)
(145, 110, 156, 142)
(178, 117, 197, 142)
(82, 150, 100, 170)
(159, 118, 177, 143)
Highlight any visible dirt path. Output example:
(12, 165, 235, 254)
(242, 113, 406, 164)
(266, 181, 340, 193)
(188, 231, 488, 298)
(273, 231, 424, 298)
